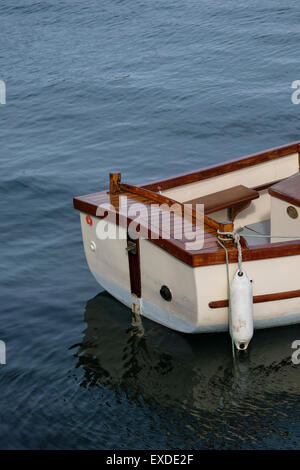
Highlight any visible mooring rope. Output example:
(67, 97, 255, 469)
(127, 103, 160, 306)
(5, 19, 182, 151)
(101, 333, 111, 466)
(216, 236, 236, 360)
(218, 227, 244, 274)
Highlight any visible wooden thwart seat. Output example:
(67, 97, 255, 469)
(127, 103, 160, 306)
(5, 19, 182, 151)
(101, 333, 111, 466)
(185, 185, 259, 220)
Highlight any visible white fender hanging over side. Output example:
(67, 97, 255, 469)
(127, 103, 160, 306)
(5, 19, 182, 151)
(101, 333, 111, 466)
(230, 269, 254, 350)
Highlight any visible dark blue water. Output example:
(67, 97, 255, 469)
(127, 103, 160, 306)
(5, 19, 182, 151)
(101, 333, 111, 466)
(1, 0, 300, 449)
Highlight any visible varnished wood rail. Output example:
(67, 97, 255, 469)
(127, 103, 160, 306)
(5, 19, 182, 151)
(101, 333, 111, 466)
(141, 141, 300, 192)
(209, 289, 300, 309)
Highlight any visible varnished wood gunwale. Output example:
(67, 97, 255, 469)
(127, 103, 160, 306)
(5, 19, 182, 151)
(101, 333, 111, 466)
(193, 239, 300, 266)
(141, 142, 300, 192)
(209, 288, 300, 309)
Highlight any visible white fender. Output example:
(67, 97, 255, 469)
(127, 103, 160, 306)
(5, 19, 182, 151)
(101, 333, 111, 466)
(230, 269, 253, 350)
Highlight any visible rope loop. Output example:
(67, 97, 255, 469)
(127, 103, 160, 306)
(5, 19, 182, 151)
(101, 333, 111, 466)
(217, 227, 243, 275)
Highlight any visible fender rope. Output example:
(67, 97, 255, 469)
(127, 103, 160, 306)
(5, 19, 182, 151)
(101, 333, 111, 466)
(216, 235, 236, 360)
(217, 228, 300, 359)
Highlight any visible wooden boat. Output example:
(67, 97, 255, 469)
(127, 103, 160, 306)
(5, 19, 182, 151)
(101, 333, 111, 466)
(74, 142, 300, 338)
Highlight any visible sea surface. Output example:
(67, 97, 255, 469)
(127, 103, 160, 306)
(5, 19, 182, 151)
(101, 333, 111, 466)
(1, 0, 300, 449)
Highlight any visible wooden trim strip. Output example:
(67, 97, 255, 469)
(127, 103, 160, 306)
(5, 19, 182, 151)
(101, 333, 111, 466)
(209, 288, 300, 309)
(127, 233, 141, 298)
(141, 142, 300, 192)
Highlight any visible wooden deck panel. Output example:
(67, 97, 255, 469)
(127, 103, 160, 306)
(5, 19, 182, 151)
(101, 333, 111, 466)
(73, 189, 228, 261)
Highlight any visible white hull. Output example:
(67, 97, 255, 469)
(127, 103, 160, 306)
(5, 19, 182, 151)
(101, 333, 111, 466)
(92, 269, 300, 333)
(80, 213, 300, 333)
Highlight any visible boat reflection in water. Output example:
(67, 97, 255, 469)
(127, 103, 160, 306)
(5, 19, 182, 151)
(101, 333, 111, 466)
(72, 291, 300, 446)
